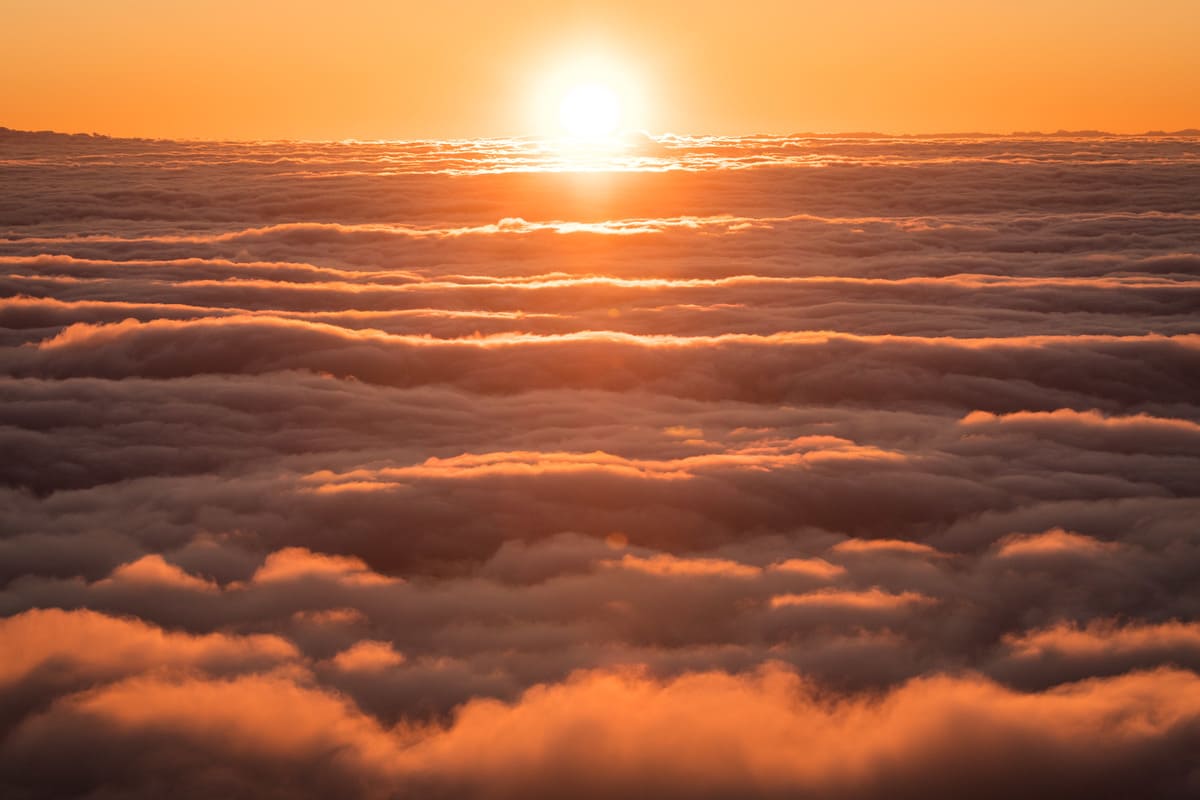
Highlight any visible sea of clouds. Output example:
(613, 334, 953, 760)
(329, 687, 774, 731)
(2, 128, 1200, 798)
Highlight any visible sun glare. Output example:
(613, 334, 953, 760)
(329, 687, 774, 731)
(559, 83, 622, 140)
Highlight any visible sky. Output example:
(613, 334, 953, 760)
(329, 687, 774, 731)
(3, 3, 1200, 796)
(3, 0, 1199, 139)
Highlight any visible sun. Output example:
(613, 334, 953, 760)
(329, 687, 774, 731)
(558, 83, 622, 140)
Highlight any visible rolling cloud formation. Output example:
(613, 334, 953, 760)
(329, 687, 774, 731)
(2, 128, 1200, 798)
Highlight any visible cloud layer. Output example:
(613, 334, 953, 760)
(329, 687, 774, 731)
(2, 130, 1199, 798)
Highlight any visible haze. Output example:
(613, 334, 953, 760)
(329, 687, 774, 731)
(3, 0, 1199, 139)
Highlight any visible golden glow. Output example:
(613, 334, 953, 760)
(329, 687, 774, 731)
(559, 83, 622, 140)
(0, 2, 1197, 139)
(528, 48, 647, 142)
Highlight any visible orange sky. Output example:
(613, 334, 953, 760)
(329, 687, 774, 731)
(3, 0, 1198, 140)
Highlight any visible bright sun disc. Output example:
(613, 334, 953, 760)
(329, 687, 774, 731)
(559, 83, 622, 140)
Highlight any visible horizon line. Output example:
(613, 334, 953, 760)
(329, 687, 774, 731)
(4, 125, 1200, 146)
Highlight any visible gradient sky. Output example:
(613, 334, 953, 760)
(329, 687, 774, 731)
(3, 0, 1199, 139)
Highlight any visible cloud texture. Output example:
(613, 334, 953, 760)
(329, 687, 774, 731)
(2, 128, 1199, 798)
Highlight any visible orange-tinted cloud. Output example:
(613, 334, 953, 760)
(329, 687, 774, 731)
(6, 664, 1200, 798)
(606, 553, 761, 578)
(249, 548, 400, 587)
(992, 529, 1120, 560)
(770, 588, 935, 611)
(0, 609, 297, 689)
(3, 131, 1200, 799)
(330, 640, 407, 672)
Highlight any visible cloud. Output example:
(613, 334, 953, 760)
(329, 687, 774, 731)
(100, 554, 219, 592)
(0, 608, 297, 690)
(248, 547, 401, 587)
(992, 529, 1120, 560)
(2, 130, 1199, 797)
(4, 663, 1200, 799)
(830, 538, 945, 557)
(769, 587, 936, 610)
(960, 409, 1200, 454)
(605, 552, 762, 578)
(993, 620, 1200, 687)
(329, 640, 407, 672)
